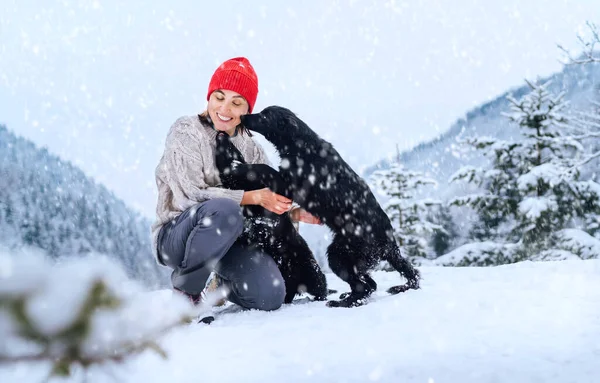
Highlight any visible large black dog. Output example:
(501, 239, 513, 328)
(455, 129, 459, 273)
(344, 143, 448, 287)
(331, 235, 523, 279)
(214, 131, 328, 304)
(233, 106, 421, 308)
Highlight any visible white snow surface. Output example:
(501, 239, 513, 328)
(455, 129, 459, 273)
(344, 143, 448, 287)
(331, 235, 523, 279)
(1, 254, 599, 382)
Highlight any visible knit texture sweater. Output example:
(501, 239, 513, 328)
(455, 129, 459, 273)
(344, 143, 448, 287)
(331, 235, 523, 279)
(151, 115, 271, 265)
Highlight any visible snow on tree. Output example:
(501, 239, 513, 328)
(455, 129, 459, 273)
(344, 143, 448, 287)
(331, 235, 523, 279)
(434, 241, 520, 267)
(540, 228, 600, 260)
(370, 162, 441, 264)
(0, 125, 167, 287)
(0, 251, 196, 379)
(558, 20, 600, 65)
(448, 137, 522, 243)
(504, 80, 582, 252)
(449, 79, 600, 264)
(556, 21, 600, 239)
(427, 204, 458, 257)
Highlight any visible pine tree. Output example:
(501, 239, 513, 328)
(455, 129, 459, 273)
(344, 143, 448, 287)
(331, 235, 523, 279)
(450, 79, 600, 262)
(371, 162, 441, 263)
(504, 80, 579, 253)
(449, 136, 522, 243)
(428, 204, 458, 256)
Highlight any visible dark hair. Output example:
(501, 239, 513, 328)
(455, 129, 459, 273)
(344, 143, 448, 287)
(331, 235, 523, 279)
(198, 111, 252, 137)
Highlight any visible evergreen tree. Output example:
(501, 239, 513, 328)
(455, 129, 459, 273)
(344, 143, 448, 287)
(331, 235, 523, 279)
(449, 137, 522, 242)
(450, 80, 600, 262)
(371, 162, 441, 262)
(428, 204, 458, 256)
(504, 80, 582, 253)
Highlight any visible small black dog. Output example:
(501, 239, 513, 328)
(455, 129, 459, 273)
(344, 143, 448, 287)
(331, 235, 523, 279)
(214, 131, 329, 304)
(234, 106, 420, 308)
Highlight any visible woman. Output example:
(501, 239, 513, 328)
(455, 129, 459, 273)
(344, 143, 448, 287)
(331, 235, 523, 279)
(151, 57, 321, 311)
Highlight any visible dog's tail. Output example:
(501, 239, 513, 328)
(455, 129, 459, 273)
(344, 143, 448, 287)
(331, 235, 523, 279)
(385, 245, 421, 295)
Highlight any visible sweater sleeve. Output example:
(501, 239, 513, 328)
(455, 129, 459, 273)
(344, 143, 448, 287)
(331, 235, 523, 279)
(164, 121, 244, 206)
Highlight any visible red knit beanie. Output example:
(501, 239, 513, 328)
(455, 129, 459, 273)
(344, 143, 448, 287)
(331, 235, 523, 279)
(207, 57, 259, 113)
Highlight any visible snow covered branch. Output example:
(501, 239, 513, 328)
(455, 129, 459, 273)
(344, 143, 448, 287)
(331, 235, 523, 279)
(570, 150, 600, 169)
(0, 252, 196, 378)
(558, 21, 600, 65)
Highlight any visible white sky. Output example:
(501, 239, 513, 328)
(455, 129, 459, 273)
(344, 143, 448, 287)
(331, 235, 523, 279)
(1, 0, 599, 218)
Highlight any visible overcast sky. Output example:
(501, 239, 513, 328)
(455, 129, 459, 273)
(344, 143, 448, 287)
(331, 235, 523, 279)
(1, 0, 598, 218)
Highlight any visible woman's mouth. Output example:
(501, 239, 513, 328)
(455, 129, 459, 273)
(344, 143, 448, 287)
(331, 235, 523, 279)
(216, 113, 232, 122)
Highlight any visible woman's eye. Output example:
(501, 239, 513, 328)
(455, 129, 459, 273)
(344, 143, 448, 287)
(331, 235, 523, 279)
(233, 102, 241, 107)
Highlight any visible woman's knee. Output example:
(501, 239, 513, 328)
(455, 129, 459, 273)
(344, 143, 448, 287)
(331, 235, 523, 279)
(235, 277, 285, 311)
(194, 198, 244, 230)
(221, 251, 286, 311)
(160, 199, 244, 272)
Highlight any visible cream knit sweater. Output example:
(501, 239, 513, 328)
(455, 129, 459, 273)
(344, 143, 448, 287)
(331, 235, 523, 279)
(151, 115, 271, 265)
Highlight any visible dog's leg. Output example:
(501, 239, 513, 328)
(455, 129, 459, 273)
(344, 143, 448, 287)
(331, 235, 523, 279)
(385, 244, 421, 294)
(338, 273, 376, 300)
(279, 219, 329, 302)
(304, 256, 328, 301)
(325, 235, 375, 308)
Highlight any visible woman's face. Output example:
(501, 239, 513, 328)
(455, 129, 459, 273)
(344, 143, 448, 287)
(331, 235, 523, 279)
(207, 89, 249, 136)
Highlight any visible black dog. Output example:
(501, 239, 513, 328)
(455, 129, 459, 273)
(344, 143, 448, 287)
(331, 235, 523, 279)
(214, 131, 329, 304)
(234, 106, 420, 308)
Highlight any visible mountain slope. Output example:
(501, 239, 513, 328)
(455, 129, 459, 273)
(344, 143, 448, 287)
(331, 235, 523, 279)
(0, 124, 167, 287)
(364, 62, 600, 188)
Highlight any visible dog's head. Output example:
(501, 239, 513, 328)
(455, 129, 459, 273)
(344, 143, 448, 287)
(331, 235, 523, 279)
(241, 106, 318, 151)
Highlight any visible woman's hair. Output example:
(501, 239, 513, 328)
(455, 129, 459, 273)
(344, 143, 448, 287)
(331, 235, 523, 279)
(198, 111, 252, 137)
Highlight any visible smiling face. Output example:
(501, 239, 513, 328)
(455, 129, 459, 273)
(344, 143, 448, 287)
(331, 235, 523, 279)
(207, 89, 250, 136)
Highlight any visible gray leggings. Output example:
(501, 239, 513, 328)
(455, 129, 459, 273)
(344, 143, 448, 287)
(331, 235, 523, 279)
(157, 198, 286, 311)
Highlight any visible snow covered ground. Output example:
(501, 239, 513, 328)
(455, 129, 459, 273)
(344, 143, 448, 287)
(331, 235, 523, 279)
(2, 257, 599, 383)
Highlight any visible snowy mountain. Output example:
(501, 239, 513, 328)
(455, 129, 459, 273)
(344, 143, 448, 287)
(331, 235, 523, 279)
(364, 62, 600, 187)
(0, 124, 167, 287)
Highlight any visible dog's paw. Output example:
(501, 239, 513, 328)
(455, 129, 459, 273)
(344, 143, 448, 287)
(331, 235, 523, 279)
(198, 315, 215, 324)
(326, 293, 370, 308)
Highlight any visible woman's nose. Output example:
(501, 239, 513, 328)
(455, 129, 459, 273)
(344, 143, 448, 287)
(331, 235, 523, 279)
(218, 104, 231, 115)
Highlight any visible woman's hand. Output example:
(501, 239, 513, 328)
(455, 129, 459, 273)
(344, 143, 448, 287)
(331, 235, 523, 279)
(242, 188, 292, 214)
(289, 207, 322, 225)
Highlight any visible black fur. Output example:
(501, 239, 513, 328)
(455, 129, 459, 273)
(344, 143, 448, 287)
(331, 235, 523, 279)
(214, 131, 328, 304)
(238, 106, 421, 308)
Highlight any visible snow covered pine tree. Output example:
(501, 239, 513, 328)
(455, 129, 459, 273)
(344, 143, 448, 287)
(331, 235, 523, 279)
(449, 79, 600, 264)
(371, 162, 441, 265)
